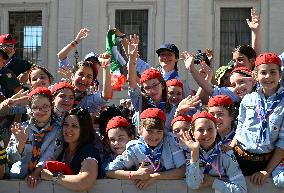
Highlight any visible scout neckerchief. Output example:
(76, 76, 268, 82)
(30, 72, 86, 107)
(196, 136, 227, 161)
(147, 98, 166, 110)
(219, 130, 235, 145)
(256, 88, 284, 144)
(28, 123, 54, 173)
(199, 142, 221, 175)
(73, 90, 87, 107)
(0, 55, 16, 76)
(138, 137, 163, 172)
(163, 70, 179, 81)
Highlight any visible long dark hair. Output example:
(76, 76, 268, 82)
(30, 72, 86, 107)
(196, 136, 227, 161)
(233, 45, 256, 60)
(63, 108, 99, 151)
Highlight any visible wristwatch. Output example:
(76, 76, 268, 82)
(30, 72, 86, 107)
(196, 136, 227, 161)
(52, 172, 62, 182)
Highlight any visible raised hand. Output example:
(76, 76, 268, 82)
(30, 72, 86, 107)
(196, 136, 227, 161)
(181, 51, 195, 71)
(179, 131, 199, 151)
(199, 61, 213, 81)
(74, 28, 90, 43)
(127, 34, 139, 61)
(3, 89, 29, 107)
(175, 95, 201, 117)
(11, 122, 29, 145)
(98, 53, 111, 68)
(246, 8, 260, 31)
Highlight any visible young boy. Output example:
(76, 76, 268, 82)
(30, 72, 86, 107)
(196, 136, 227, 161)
(106, 108, 185, 189)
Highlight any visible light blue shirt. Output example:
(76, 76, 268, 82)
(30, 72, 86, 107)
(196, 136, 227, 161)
(6, 119, 63, 179)
(212, 86, 241, 103)
(106, 133, 185, 171)
(235, 86, 284, 153)
(186, 150, 247, 193)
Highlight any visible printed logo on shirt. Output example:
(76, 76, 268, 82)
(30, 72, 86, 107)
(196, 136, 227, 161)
(245, 105, 256, 110)
(230, 154, 237, 162)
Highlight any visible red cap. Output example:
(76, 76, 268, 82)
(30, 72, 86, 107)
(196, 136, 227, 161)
(191, 112, 217, 124)
(28, 87, 51, 98)
(140, 68, 162, 84)
(45, 161, 74, 175)
(51, 82, 75, 94)
(208, 95, 233, 107)
(106, 116, 131, 133)
(166, 79, 183, 90)
(231, 66, 252, 77)
(0, 34, 16, 44)
(140, 108, 166, 122)
(171, 115, 192, 127)
(255, 52, 281, 67)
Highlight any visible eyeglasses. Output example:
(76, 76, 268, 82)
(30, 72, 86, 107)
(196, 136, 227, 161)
(31, 104, 51, 112)
(2, 44, 14, 49)
(143, 82, 161, 92)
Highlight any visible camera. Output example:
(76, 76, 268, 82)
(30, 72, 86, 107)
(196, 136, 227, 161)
(194, 50, 210, 66)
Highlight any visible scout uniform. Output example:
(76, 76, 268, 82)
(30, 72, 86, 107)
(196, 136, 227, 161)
(234, 53, 284, 185)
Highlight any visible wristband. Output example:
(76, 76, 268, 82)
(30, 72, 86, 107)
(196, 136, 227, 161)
(74, 40, 79, 44)
(128, 171, 132, 180)
(52, 172, 62, 182)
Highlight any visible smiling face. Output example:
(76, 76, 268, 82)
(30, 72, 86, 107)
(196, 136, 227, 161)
(53, 88, 75, 116)
(142, 78, 163, 102)
(63, 115, 80, 145)
(71, 66, 93, 92)
(208, 106, 233, 138)
(256, 63, 281, 96)
(158, 50, 178, 72)
(192, 118, 217, 151)
(29, 68, 51, 89)
(230, 72, 255, 98)
(167, 86, 183, 106)
(31, 95, 52, 123)
(232, 52, 254, 70)
(107, 127, 132, 155)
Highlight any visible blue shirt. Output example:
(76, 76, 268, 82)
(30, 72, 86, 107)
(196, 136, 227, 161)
(235, 86, 284, 153)
(212, 86, 241, 103)
(106, 133, 185, 172)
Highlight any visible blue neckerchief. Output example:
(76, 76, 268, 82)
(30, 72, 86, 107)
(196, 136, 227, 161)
(147, 98, 166, 110)
(138, 137, 163, 172)
(257, 87, 284, 144)
(199, 143, 221, 174)
(219, 130, 235, 145)
(163, 70, 179, 81)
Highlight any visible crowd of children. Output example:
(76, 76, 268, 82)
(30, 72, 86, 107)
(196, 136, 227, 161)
(0, 8, 283, 193)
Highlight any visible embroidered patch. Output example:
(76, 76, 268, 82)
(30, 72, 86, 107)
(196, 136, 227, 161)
(231, 154, 237, 162)
(6, 73, 12, 78)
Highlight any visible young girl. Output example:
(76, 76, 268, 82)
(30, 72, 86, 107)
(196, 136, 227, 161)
(70, 56, 111, 114)
(41, 108, 101, 191)
(51, 81, 75, 123)
(231, 52, 284, 187)
(106, 108, 185, 189)
(207, 95, 236, 144)
(182, 112, 247, 193)
(6, 87, 63, 187)
(127, 35, 175, 132)
(166, 79, 184, 106)
(28, 65, 54, 89)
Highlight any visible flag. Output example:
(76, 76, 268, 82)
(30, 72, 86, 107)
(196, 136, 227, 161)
(105, 29, 127, 91)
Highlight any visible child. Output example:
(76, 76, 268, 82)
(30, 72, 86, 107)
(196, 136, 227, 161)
(231, 52, 284, 187)
(182, 50, 255, 102)
(51, 81, 75, 122)
(71, 57, 111, 114)
(207, 95, 236, 144)
(166, 79, 184, 106)
(28, 65, 54, 89)
(6, 87, 63, 187)
(106, 108, 185, 189)
(182, 112, 247, 193)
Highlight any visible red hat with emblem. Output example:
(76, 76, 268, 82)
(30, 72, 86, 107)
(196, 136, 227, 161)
(0, 34, 16, 44)
(191, 111, 217, 124)
(51, 82, 75, 94)
(255, 52, 281, 67)
(106, 116, 131, 133)
(140, 108, 166, 122)
(171, 115, 192, 127)
(166, 79, 183, 90)
(140, 68, 163, 84)
(28, 87, 51, 98)
(208, 95, 233, 107)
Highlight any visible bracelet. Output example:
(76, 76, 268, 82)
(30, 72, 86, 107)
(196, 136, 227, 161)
(128, 171, 132, 180)
(71, 42, 76, 47)
(74, 40, 79, 44)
